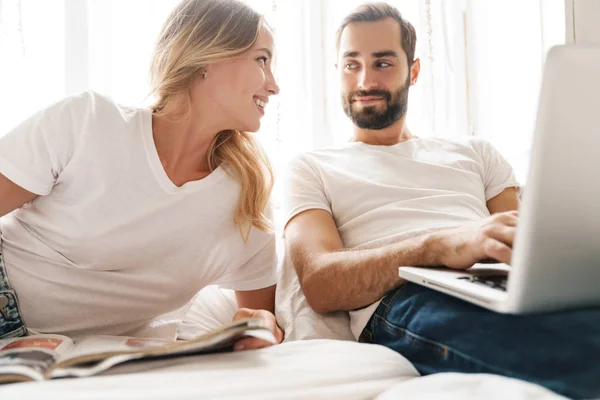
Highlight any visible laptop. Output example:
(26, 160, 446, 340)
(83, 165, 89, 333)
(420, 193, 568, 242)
(399, 45, 600, 314)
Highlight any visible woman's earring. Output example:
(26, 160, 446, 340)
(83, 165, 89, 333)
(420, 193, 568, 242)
(202, 72, 207, 79)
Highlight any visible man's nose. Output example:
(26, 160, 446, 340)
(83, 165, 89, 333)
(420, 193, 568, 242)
(358, 69, 378, 91)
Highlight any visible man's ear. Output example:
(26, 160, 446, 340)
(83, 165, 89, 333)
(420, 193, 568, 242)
(409, 58, 421, 85)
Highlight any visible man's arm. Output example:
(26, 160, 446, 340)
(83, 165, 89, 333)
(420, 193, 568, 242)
(285, 209, 437, 313)
(285, 209, 518, 314)
(487, 187, 520, 214)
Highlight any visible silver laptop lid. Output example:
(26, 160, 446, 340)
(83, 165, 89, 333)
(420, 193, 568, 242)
(507, 45, 600, 312)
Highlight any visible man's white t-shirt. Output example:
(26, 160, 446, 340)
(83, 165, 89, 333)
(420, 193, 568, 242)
(284, 138, 519, 339)
(0, 91, 277, 339)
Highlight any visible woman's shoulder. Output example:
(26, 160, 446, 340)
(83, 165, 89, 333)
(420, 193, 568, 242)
(44, 90, 110, 112)
(45, 91, 145, 123)
(28, 91, 150, 150)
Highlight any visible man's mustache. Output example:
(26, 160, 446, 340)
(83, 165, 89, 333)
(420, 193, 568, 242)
(349, 90, 392, 103)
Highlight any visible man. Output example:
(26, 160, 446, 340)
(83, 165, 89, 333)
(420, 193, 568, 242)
(283, 3, 599, 399)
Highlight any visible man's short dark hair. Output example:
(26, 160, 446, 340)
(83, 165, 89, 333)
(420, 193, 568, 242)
(336, 2, 417, 66)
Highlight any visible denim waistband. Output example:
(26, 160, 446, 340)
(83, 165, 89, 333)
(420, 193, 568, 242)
(0, 238, 27, 339)
(359, 285, 408, 344)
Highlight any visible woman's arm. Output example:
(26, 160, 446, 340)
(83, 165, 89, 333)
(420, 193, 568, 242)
(233, 285, 284, 350)
(0, 173, 37, 217)
(235, 285, 276, 314)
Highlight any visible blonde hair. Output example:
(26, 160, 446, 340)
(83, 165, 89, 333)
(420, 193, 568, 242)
(149, 0, 274, 238)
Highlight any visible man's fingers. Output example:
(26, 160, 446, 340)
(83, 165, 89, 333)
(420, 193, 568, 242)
(483, 238, 512, 264)
(484, 224, 516, 247)
(493, 211, 519, 227)
(502, 216, 518, 227)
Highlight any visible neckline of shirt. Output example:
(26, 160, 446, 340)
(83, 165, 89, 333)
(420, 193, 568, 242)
(345, 137, 421, 151)
(139, 108, 227, 194)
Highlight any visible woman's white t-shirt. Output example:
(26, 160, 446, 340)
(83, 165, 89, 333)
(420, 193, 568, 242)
(0, 91, 277, 339)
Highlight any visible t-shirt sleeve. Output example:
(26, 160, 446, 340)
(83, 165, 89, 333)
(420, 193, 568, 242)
(214, 230, 278, 291)
(283, 154, 332, 229)
(473, 138, 521, 201)
(0, 92, 88, 195)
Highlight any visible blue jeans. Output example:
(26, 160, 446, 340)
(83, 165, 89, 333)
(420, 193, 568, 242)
(0, 238, 27, 339)
(360, 283, 600, 399)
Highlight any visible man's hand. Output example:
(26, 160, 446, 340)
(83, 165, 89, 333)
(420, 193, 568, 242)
(231, 308, 284, 351)
(433, 210, 519, 269)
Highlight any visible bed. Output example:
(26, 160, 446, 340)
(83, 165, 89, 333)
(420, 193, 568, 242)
(0, 263, 566, 399)
(0, 338, 563, 400)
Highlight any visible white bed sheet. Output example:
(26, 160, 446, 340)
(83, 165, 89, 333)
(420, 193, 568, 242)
(376, 373, 567, 400)
(0, 340, 568, 400)
(0, 340, 562, 400)
(0, 339, 418, 400)
(6, 258, 562, 400)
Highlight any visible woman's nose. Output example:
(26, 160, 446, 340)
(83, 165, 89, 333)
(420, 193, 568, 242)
(266, 77, 280, 96)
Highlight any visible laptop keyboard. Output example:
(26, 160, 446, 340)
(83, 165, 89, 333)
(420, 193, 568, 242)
(457, 275, 508, 291)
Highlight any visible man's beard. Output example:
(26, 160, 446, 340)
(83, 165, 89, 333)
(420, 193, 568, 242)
(342, 75, 410, 130)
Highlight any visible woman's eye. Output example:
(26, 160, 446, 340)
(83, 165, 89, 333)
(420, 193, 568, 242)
(257, 57, 268, 66)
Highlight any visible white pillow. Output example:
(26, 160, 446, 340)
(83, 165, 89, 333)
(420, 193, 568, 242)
(177, 285, 238, 340)
(178, 239, 356, 342)
(275, 247, 355, 342)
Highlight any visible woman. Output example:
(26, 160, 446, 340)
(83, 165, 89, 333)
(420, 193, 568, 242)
(0, 0, 282, 350)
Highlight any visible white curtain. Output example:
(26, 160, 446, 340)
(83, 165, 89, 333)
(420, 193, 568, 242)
(0, 0, 564, 189)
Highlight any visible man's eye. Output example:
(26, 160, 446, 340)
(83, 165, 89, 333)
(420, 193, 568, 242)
(345, 63, 358, 70)
(377, 61, 391, 68)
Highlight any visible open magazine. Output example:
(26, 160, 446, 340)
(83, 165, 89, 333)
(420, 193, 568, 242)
(0, 318, 275, 384)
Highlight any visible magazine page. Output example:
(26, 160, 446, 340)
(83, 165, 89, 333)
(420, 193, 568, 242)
(0, 335, 73, 383)
(61, 336, 173, 361)
(50, 318, 275, 379)
(49, 336, 175, 379)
